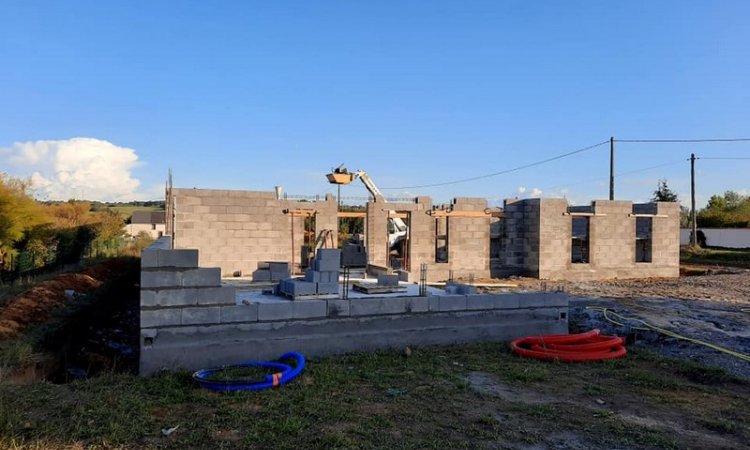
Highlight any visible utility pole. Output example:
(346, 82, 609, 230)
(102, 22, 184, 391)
(690, 153, 697, 246)
(609, 137, 615, 200)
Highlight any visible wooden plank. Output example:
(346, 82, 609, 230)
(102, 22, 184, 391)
(428, 210, 502, 218)
(284, 208, 317, 217)
(337, 211, 367, 218)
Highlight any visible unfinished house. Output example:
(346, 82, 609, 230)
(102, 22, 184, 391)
(500, 199, 680, 280)
(365, 196, 491, 281)
(165, 187, 680, 282)
(166, 188, 493, 282)
(167, 189, 338, 277)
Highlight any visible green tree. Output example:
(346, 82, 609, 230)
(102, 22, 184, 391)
(651, 179, 679, 202)
(697, 190, 750, 228)
(0, 174, 48, 269)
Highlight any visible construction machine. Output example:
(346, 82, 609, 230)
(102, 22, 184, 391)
(327, 164, 409, 250)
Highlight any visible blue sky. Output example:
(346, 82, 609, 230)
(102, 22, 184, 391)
(1, 1, 748, 206)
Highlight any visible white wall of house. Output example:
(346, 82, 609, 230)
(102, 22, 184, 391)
(680, 228, 750, 248)
(125, 223, 166, 239)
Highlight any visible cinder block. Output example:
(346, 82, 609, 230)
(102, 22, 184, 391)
(293, 300, 327, 319)
(351, 297, 407, 316)
(181, 268, 221, 287)
(434, 295, 468, 312)
(316, 282, 339, 295)
(281, 280, 317, 297)
(141, 309, 182, 328)
(270, 269, 291, 281)
(141, 288, 198, 307)
(327, 299, 350, 317)
(517, 293, 568, 307)
(488, 293, 521, 309)
(220, 304, 259, 323)
(141, 270, 181, 289)
(316, 248, 341, 261)
(377, 274, 399, 287)
(268, 262, 289, 272)
(158, 249, 199, 268)
(465, 294, 497, 310)
(320, 271, 339, 283)
(252, 270, 271, 282)
(181, 306, 221, 325)
(197, 286, 236, 305)
(314, 259, 340, 272)
(405, 297, 429, 313)
(304, 269, 322, 283)
(258, 302, 294, 321)
(141, 249, 159, 268)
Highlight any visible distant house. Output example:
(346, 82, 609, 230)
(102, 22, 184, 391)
(125, 211, 166, 239)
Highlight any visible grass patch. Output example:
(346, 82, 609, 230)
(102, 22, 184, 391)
(202, 365, 277, 382)
(703, 416, 738, 434)
(1, 344, 748, 448)
(1, 317, 749, 449)
(681, 246, 750, 268)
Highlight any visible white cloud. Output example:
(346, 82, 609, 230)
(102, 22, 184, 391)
(517, 186, 526, 194)
(530, 188, 543, 198)
(1, 137, 156, 201)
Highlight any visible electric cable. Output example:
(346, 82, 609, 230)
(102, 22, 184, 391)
(380, 140, 610, 190)
(586, 307, 750, 363)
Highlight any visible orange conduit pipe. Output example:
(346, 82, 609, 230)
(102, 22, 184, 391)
(510, 329, 627, 362)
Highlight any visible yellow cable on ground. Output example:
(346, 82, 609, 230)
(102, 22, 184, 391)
(585, 306, 750, 363)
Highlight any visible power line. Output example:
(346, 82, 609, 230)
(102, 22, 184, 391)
(381, 139, 610, 190)
(698, 157, 750, 160)
(538, 159, 685, 193)
(616, 138, 750, 143)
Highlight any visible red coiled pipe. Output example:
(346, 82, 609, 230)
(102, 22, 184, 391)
(510, 329, 627, 362)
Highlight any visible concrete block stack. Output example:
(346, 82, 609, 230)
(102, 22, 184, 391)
(309, 248, 341, 295)
(377, 273, 399, 287)
(140, 236, 238, 329)
(341, 236, 367, 267)
(252, 261, 290, 282)
(278, 248, 340, 298)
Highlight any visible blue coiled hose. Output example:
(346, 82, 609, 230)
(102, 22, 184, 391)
(192, 352, 306, 391)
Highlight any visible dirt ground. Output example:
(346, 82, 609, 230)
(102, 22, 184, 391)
(485, 266, 750, 379)
(0, 260, 128, 340)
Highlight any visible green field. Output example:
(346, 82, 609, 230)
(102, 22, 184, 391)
(108, 205, 163, 221)
(681, 247, 750, 268)
(2, 345, 748, 449)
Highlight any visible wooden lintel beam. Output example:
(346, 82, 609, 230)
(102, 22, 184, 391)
(428, 210, 502, 218)
(337, 212, 367, 218)
(284, 208, 317, 216)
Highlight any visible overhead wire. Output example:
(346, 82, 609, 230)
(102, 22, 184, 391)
(537, 159, 686, 195)
(616, 138, 750, 143)
(698, 157, 750, 160)
(359, 135, 747, 193)
(380, 139, 610, 190)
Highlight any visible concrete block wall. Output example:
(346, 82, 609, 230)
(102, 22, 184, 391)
(140, 290, 569, 375)
(170, 188, 338, 276)
(501, 198, 541, 277)
(140, 236, 238, 333)
(366, 196, 434, 274)
(365, 197, 490, 282)
(444, 198, 491, 279)
(500, 198, 680, 280)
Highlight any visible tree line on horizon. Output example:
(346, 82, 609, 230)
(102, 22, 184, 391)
(0, 174, 155, 275)
(652, 179, 750, 228)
